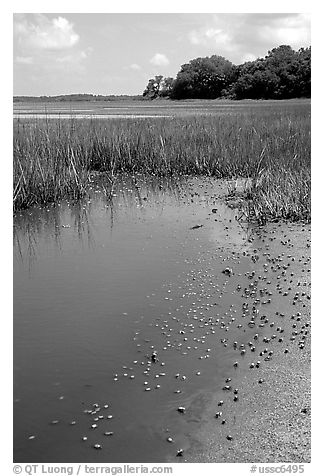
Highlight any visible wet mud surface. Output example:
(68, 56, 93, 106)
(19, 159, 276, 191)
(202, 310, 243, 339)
(184, 223, 311, 463)
(13, 176, 310, 463)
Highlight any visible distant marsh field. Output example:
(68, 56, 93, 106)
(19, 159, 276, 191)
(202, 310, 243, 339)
(13, 99, 310, 222)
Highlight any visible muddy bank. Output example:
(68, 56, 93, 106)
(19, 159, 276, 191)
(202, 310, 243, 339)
(182, 221, 311, 463)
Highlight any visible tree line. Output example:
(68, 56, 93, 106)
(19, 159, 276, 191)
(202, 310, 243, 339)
(143, 45, 311, 100)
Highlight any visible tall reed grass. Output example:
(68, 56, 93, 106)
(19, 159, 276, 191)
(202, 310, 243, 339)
(13, 103, 310, 222)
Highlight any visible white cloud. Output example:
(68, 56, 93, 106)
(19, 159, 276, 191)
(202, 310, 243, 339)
(189, 28, 232, 49)
(129, 63, 141, 71)
(150, 53, 170, 67)
(242, 53, 257, 63)
(55, 48, 92, 64)
(258, 15, 311, 48)
(186, 14, 311, 64)
(15, 56, 34, 65)
(14, 16, 91, 78)
(14, 14, 79, 51)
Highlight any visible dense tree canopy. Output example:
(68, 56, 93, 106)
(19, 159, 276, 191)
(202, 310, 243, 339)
(142, 75, 164, 99)
(170, 55, 235, 99)
(232, 46, 311, 99)
(142, 45, 311, 100)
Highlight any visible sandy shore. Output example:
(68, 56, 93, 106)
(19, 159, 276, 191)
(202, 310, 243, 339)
(184, 220, 311, 463)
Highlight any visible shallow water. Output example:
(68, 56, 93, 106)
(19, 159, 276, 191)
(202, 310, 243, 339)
(14, 176, 255, 462)
(13, 113, 171, 120)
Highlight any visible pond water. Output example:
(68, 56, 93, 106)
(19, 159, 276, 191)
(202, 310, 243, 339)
(14, 176, 255, 463)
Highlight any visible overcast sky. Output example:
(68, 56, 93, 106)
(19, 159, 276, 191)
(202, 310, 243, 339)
(13, 13, 311, 96)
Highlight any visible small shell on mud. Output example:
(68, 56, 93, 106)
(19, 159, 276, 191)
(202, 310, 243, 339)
(222, 268, 233, 276)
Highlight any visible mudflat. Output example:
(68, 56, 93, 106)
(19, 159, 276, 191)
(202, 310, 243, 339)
(182, 221, 311, 463)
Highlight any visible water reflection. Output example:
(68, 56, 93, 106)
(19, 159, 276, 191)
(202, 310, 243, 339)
(14, 175, 256, 463)
(13, 175, 186, 266)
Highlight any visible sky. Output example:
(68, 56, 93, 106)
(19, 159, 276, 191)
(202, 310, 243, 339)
(13, 12, 311, 96)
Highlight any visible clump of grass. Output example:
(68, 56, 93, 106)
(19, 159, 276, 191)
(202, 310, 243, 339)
(237, 167, 311, 224)
(13, 103, 310, 221)
(13, 120, 92, 210)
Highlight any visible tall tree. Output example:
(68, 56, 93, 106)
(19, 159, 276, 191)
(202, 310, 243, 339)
(171, 55, 235, 99)
(230, 45, 311, 99)
(294, 47, 311, 97)
(159, 77, 175, 97)
(143, 75, 164, 99)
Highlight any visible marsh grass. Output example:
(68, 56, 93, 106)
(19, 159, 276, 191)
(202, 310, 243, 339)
(13, 103, 310, 222)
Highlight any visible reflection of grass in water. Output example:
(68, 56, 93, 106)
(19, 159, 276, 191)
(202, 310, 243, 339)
(13, 176, 185, 264)
(14, 204, 64, 265)
(13, 102, 310, 222)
